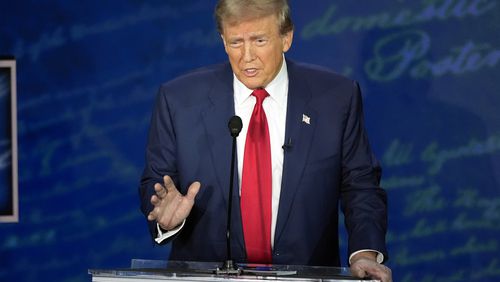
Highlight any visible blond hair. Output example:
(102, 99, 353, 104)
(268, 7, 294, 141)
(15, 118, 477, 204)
(215, 0, 294, 35)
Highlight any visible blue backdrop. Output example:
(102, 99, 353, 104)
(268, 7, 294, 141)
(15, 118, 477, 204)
(1, 0, 499, 281)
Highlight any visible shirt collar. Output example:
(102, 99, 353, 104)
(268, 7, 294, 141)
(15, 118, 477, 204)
(233, 57, 288, 106)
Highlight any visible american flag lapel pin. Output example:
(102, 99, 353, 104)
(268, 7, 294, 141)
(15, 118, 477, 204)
(302, 114, 311, 125)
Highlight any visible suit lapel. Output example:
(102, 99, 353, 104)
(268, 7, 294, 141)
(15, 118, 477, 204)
(275, 60, 317, 246)
(201, 65, 234, 207)
(200, 64, 246, 257)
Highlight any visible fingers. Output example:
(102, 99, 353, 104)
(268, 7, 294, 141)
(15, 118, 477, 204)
(350, 266, 367, 278)
(163, 175, 177, 192)
(350, 259, 392, 282)
(186, 182, 201, 201)
(148, 176, 201, 226)
(151, 195, 160, 205)
(154, 183, 167, 198)
(157, 176, 199, 200)
(378, 265, 392, 282)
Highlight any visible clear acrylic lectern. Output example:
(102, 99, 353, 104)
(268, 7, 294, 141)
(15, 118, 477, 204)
(89, 259, 380, 281)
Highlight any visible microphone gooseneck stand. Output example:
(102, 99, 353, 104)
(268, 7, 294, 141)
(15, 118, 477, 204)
(214, 115, 297, 277)
(216, 115, 243, 275)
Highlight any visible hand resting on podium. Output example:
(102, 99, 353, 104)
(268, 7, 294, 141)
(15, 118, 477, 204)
(350, 251, 392, 282)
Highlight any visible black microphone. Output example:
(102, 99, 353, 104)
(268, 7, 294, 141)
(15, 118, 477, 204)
(217, 116, 242, 275)
(228, 115, 243, 138)
(282, 138, 293, 151)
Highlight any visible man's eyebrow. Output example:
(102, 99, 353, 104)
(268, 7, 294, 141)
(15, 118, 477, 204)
(225, 32, 268, 41)
(250, 34, 267, 39)
(246, 32, 270, 41)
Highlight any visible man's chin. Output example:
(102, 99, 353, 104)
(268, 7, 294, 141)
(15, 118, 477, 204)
(240, 79, 265, 90)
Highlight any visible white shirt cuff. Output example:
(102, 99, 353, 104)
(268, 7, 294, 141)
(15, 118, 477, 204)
(349, 249, 384, 265)
(154, 220, 185, 244)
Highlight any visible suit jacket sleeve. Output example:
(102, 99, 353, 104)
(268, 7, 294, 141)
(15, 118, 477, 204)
(340, 81, 388, 262)
(139, 85, 179, 243)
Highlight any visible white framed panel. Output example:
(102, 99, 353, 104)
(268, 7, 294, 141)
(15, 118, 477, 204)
(0, 58, 18, 223)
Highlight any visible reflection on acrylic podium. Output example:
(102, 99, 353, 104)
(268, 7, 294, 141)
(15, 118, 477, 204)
(89, 259, 380, 282)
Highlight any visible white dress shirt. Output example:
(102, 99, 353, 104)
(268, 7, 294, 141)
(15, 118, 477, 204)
(233, 58, 288, 248)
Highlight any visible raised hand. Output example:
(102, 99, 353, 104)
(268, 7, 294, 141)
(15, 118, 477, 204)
(147, 175, 201, 230)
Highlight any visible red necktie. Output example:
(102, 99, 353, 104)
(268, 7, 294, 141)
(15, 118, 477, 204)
(241, 88, 272, 263)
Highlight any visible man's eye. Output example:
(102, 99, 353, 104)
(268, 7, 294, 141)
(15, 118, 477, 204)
(230, 41, 242, 47)
(256, 39, 267, 46)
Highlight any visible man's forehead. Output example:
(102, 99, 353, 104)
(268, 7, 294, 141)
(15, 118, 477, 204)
(221, 14, 279, 34)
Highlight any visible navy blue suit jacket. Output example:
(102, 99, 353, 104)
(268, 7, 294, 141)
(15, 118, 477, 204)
(140, 59, 388, 266)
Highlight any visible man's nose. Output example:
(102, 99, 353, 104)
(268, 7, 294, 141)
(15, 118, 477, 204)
(243, 43, 255, 62)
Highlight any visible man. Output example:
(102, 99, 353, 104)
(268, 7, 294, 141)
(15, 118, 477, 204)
(140, 0, 391, 281)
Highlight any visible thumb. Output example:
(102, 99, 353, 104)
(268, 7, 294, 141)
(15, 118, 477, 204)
(186, 181, 201, 200)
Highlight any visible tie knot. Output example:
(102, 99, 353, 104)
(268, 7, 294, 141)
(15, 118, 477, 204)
(252, 89, 269, 105)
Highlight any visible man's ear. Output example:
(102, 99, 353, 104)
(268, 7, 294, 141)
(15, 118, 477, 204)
(282, 30, 294, 53)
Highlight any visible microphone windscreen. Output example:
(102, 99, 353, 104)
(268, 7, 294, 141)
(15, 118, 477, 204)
(228, 116, 243, 137)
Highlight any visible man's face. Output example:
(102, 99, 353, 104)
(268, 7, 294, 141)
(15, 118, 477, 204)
(221, 14, 293, 90)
